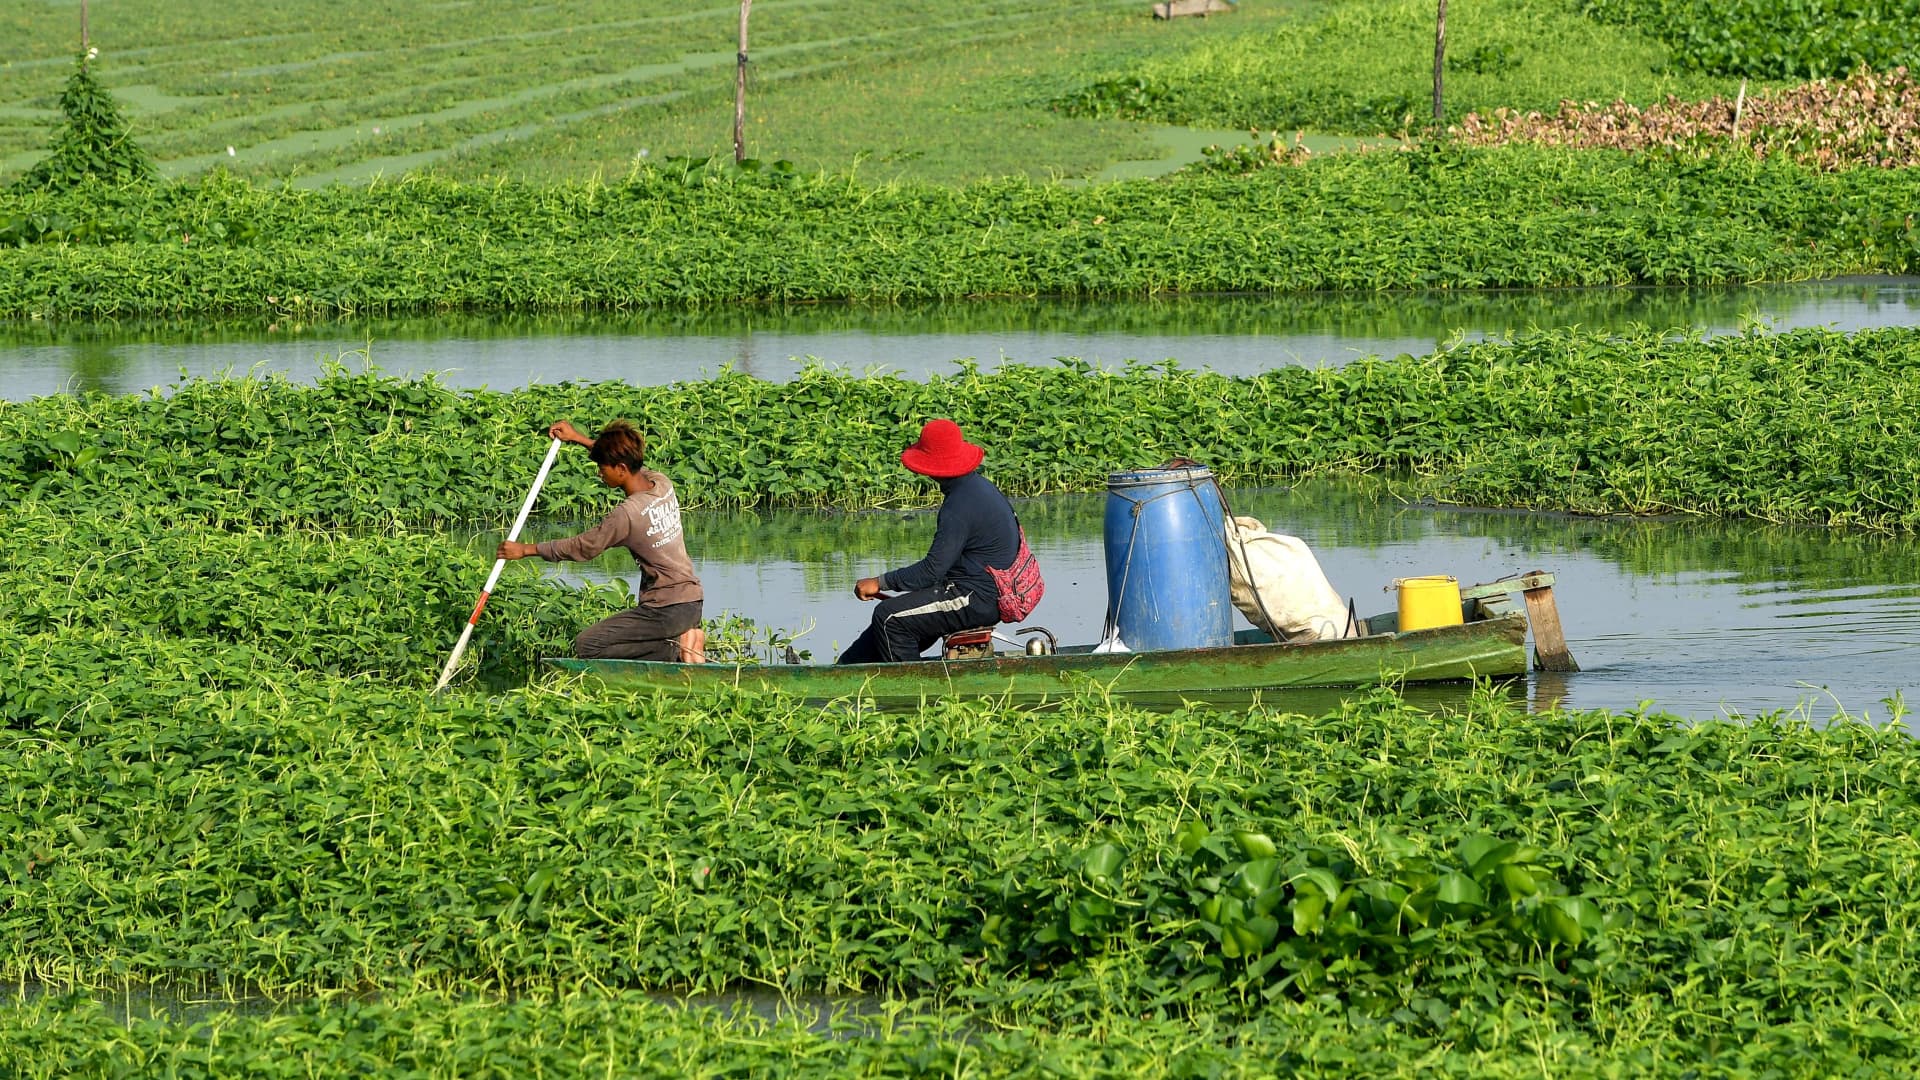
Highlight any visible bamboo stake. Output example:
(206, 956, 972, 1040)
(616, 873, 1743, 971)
(1432, 0, 1448, 124)
(432, 438, 563, 693)
(734, 1, 752, 164)
(1732, 78, 1748, 142)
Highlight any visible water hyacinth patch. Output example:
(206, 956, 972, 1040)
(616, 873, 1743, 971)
(0, 510, 621, 684)
(1, 147, 1917, 318)
(983, 825, 1611, 1015)
(1581, 0, 1920, 80)
(3, 325, 1917, 531)
(2, 668, 1918, 1071)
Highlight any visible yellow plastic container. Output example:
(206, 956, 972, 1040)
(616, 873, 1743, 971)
(1396, 575, 1463, 631)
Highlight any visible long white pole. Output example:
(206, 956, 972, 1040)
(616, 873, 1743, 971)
(432, 437, 564, 693)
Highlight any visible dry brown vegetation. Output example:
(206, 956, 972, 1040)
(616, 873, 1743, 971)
(1453, 67, 1920, 170)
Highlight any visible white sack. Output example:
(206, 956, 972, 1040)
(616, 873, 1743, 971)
(1222, 515, 1360, 643)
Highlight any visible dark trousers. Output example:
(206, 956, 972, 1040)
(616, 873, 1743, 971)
(837, 584, 998, 664)
(574, 601, 703, 661)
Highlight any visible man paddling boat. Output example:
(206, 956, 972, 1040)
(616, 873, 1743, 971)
(497, 420, 705, 662)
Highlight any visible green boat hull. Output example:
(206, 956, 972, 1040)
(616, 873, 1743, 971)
(544, 611, 1529, 706)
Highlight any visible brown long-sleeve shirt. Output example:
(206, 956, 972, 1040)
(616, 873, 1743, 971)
(535, 471, 702, 608)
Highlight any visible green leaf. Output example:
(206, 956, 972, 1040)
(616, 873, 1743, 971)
(1174, 819, 1208, 856)
(1080, 842, 1124, 884)
(1541, 899, 1584, 945)
(1233, 857, 1281, 898)
(1233, 830, 1277, 859)
(1224, 915, 1278, 958)
(1559, 896, 1605, 934)
(1290, 867, 1342, 904)
(1436, 872, 1484, 908)
(1498, 863, 1540, 899)
(1291, 890, 1326, 935)
(1460, 836, 1518, 875)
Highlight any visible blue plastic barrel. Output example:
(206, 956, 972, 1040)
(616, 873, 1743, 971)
(1104, 465, 1232, 652)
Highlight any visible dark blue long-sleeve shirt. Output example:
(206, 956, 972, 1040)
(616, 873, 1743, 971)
(880, 471, 1019, 606)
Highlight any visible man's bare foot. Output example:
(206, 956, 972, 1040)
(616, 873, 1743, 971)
(675, 627, 707, 664)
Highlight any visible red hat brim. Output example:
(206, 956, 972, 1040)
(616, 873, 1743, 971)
(901, 440, 984, 479)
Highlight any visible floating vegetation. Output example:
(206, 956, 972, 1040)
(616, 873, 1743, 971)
(5, 327, 1917, 530)
(1, 674, 1917, 1073)
(2, 147, 1916, 318)
(1581, 0, 1920, 80)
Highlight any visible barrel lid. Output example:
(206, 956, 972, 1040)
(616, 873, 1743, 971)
(1108, 465, 1214, 488)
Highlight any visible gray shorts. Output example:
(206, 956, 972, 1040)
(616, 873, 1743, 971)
(573, 601, 703, 661)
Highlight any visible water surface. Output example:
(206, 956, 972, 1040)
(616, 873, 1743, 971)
(6, 277, 1919, 399)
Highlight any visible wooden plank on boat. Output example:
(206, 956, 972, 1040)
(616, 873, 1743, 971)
(1459, 571, 1556, 601)
(1153, 0, 1234, 19)
(1520, 570, 1580, 673)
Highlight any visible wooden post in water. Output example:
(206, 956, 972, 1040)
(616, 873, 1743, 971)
(1432, 0, 1448, 124)
(734, 0, 752, 164)
(1522, 569, 1580, 673)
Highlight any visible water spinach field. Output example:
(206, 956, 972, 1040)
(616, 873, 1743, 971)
(4, 323, 1920, 1075)
(6, 149, 1920, 319)
(7, 0, 1920, 1072)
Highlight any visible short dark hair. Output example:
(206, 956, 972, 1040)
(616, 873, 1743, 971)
(589, 421, 647, 471)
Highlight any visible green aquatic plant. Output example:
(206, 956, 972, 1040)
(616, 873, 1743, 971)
(984, 825, 1608, 1015)
(0, 511, 618, 684)
(1, 667, 1917, 1073)
(1581, 0, 1920, 79)
(3, 326, 1916, 531)
(11, 49, 154, 195)
(0, 147, 1915, 318)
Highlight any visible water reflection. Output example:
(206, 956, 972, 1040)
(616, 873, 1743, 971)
(62, 340, 129, 396)
(507, 479, 1918, 725)
(5, 277, 1920, 399)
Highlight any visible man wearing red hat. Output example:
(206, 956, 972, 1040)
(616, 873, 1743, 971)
(839, 419, 1022, 664)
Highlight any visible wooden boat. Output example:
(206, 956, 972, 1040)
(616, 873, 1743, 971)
(545, 574, 1569, 707)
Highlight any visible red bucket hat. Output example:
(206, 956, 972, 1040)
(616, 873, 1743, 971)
(900, 419, 984, 478)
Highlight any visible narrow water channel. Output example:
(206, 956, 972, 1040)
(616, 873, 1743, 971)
(5, 277, 1919, 399)
(510, 480, 1920, 727)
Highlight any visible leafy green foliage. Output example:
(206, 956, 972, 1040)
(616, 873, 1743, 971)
(0, 510, 620, 685)
(985, 826, 1608, 1016)
(11, 52, 154, 195)
(1, 673, 1918, 1073)
(4, 326, 1917, 531)
(1582, 0, 1920, 79)
(2, 975, 1913, 1077)
(2, 148, 1917, 317)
